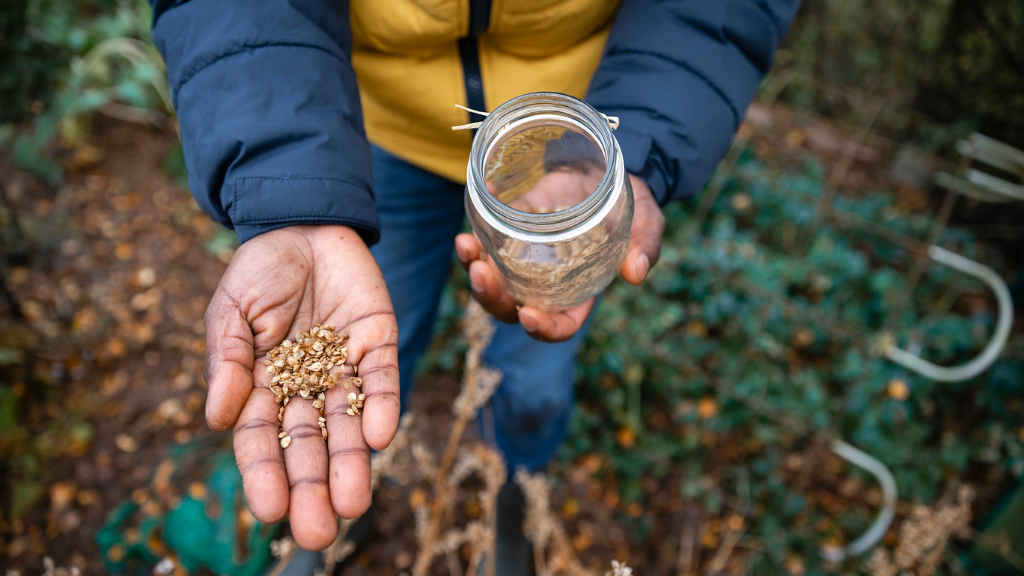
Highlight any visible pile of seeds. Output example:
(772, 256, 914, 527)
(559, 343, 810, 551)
(263, 325, 364, 449)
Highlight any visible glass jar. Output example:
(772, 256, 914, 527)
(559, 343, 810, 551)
(465, 92, 634, 311)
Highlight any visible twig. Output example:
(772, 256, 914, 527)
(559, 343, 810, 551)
(803, 96, 887, 250)
(677, 505, 701, 576)
(412, 302, 500, 576)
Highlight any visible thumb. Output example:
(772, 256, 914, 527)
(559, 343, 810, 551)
(620, 175, 664, 285)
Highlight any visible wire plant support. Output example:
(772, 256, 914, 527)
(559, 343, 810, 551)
(821, 440, 898, 562)
(881, 245, 1014, 382)
(690, 72, 1021, 563)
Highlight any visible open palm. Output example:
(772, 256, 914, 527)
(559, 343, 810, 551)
(203, 225, 400, 550)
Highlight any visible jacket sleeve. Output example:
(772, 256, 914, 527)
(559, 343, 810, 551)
(149, 0, 379, 244)
(587, 0, 801, 205)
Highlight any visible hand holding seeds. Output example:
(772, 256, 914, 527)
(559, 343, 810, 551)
(203, 225, 400, 551)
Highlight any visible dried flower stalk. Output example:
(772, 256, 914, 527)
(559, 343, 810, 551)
(869, 486, 974, 576)
(516, 469, 591, 576)
(412, 301, 505, 576)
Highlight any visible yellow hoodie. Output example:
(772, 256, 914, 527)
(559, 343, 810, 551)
(351, 0, 620, 183)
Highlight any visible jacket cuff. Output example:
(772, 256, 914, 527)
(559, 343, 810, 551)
(228, 176, 381, 245)
(615, 130, 670, 206)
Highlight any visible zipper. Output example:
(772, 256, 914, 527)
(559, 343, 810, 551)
(457, 0, 492, 129)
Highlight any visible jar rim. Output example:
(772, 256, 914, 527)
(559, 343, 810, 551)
(466, 92, 620, 235)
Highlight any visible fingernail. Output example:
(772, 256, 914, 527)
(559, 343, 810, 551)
(520, 314, 538, 333)
(469, 268, 484, 293)
(636, 253, 651, 282)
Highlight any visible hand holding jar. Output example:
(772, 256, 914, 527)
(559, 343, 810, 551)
(455, 93, 665, 343)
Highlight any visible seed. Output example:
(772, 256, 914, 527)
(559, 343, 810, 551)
(351, 377, 362, 387)
(282, 340, 292, 348)
(318, 392, 326, 401)
(357, 393, 365, 402)
(347, 408, 355, 416)
(265, 365, 275, 375)
(299, 387, 310, 399)
(278, 431, 287, 439)
(280, 436, 292, 449)
(321, 428, 328, 439)
(312, 399, 324, 410)
(348, 392, 357, 403)
(310, 362, 322, 372)
(319, 416, 326, 423)
(274, 359, 285, 368)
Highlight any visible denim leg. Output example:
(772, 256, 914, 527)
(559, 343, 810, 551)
(368, 146, 465, 410)
(482, 316, 592, 472)
(369, 145, 591, 472)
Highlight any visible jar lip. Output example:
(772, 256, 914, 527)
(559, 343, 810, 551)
(467, 92, 619, 234)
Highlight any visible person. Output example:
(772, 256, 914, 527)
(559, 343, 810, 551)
(148, 0, 800, 560)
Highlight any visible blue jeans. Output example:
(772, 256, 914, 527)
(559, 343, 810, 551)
(369, 146, 588, 471)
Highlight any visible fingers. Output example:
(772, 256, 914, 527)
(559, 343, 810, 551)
(517, 298, 595, 343)
(620, 175, 665, 285)
(456, 234, 519, 323)
(352, 342, 401, 451)
(282, 393, 337, 550)
(468, 260, 520, 323)
(204, 288, 256, 431)
(340, 310, 401, 451)
(233, 387, 289, 524)
(325, 387, 372, 519)
(454, 233, 482, 271)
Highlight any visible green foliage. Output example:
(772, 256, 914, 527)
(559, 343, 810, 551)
(427, 147, 1023, 574)
(780, 0, 1024, 151)
(1, 0, 170, 183)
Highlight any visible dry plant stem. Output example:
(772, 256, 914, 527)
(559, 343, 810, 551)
(967, 528, 1024, 574)
(318, 416, 415, 575)
(870, 486, 975, 576)
(412, 302, 500, 576)
(677, 506, 700, 576)
(706, 527, 745, 576)
(803, 96, 886, 252)
(517, 470, 591, 576)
